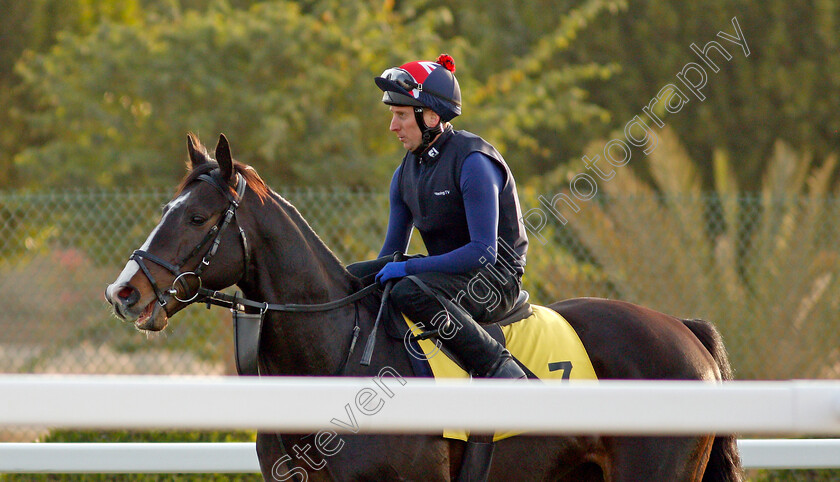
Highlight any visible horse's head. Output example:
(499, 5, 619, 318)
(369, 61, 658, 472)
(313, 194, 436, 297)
(105, 133, 251, 331)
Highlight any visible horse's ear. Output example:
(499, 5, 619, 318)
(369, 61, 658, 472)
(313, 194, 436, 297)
(187, 133, 207, 170)
(215, 133, 234, 184)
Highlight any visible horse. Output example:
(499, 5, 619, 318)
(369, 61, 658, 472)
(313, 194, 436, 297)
(105, 133, 743, 481)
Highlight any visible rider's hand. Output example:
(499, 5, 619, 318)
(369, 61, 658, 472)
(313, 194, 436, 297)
(375, 261, 407, 285)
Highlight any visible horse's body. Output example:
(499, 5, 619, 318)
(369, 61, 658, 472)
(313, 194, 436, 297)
(106, 134, 742, 481)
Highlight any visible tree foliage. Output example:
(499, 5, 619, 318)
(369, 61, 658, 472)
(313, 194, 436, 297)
(14, 2, 415, 188)
(10, 0, 623, 189)
(560, 0, 840, 191)
(429, 0, 628, 178)
(0, 0, 147, 187)
(4, 1, 839, 193)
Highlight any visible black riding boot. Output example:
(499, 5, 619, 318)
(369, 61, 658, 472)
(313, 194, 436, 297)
(436, 298, 526, 379)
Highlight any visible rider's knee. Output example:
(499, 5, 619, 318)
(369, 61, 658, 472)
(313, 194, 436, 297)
(389, 277, 420, 310)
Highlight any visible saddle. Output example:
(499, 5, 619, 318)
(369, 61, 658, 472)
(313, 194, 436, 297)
(379, 282, 598, 442)
(491, 290, 534, 326)
(406, 288, 534, 351)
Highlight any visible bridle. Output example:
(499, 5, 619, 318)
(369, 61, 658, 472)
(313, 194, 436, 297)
(125, 168, 381, 375)
(129, 171, 249, 311)
(129, 168, 379, 312)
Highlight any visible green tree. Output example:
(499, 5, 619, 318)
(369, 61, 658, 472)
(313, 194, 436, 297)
(13, 1, 452, 189)
(559, 0, 840, 191)
(420, 0, 628, 179)
(13, 0, 621, 190)
(0, 0, 146, 187)
(0, 0, 273, 190)
(7, 1, 840, 192)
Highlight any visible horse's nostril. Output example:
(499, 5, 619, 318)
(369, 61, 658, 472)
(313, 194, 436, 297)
(116, 286, 139, 305)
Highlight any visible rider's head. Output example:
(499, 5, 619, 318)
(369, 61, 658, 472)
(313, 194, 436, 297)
(375, 54, 461, 153)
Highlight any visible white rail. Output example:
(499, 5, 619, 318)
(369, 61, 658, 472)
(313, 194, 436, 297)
(737, 439, 840, 469)
(0, 440, 839, 472)
(1, 375, 839, 435)
(0, 443, 258, 473)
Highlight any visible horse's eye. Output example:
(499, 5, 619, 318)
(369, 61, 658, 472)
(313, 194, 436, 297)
(189, 214, 207, 226)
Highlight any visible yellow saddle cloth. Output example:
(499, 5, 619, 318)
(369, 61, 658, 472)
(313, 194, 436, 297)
(403, 304, 598, 441)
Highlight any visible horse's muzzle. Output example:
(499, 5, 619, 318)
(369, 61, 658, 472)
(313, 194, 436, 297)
(105, 283, 140, 321)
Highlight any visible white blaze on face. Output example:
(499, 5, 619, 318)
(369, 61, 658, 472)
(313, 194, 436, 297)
(112, 191, 193, 287)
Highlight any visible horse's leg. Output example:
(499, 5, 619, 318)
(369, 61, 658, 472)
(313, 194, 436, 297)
(448, 439, 465, 479)
(327, 435, 451, 481)
(259, 433, 451, 481)
(256, 432, 334, 481)
(256, 432, 283, 481)
(603, 435, 714, 482)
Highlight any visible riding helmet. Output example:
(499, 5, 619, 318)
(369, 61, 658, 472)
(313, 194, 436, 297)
(375, 54, 462, 122)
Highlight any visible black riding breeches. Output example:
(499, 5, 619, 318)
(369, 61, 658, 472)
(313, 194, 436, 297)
(346, 254, 521, 328)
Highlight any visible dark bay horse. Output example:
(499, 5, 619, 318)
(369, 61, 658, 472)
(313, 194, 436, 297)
(105, 134, 742, 481)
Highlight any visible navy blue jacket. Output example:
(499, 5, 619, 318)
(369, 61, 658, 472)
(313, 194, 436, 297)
(380, 126, 528, 275)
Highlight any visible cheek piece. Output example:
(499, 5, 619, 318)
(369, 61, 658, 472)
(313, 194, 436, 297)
(412, 107, 443, 156)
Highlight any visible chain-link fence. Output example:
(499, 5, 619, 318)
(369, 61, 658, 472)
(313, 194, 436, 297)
(1, 188, 838, 439)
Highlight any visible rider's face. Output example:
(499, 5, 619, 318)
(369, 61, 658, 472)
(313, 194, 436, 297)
(388, 105, 440, 151)
(389, 105, 422, 151)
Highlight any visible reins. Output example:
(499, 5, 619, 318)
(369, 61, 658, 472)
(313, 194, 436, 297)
(128, 167, 380, 375)
(195, 283, 380, 313)
(196, 282, 379, 377)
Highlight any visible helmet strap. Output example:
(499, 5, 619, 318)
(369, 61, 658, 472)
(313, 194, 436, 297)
(412, 107, 443, 156)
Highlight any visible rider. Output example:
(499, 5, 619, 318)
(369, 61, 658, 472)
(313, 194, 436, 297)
(350, 54, 529, 379)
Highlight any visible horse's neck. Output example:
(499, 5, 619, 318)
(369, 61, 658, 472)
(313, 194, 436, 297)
(241, 193, 365, 375)
(246, 194, 357, 299)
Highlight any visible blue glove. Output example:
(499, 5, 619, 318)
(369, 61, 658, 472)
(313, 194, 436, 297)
(375, 261, 407, 285)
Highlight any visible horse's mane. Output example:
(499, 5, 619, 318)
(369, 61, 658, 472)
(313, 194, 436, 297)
(268, 189, 355, 281)
(176, 135, 354, 284)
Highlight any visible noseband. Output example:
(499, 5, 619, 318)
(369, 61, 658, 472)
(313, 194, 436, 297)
(130, 171, 249, 310)
(124, 168, 382, 376)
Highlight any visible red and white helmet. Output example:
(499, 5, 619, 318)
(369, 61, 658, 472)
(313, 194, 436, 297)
(375, 54, 462, 122)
